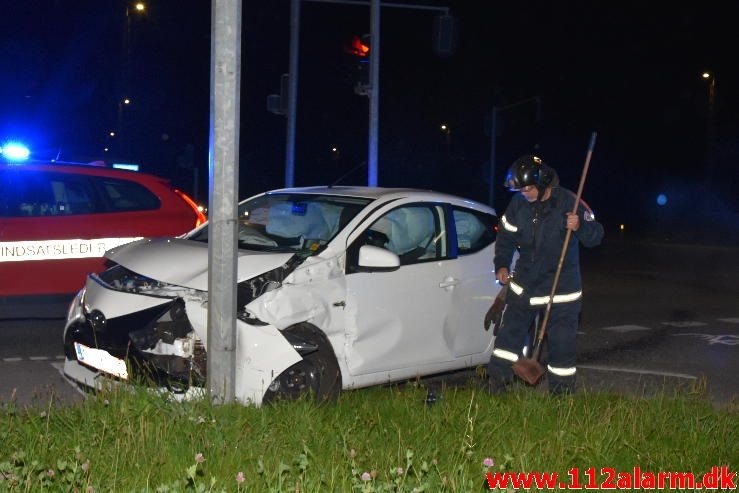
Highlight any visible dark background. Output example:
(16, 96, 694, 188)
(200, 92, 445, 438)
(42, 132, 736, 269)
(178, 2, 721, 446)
(2, 1, 738, 242)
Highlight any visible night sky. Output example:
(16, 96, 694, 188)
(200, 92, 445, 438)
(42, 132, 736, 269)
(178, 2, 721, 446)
(2, 1, 738, 241)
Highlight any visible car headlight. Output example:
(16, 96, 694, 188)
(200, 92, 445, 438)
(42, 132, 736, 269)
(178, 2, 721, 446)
(96, 264, 172, 294)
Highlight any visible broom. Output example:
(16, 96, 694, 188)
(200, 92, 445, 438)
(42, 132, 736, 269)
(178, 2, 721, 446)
(512, 131, 598, 385)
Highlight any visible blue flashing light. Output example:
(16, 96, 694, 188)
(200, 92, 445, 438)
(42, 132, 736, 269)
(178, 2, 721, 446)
(656, 194, 667, 206)
(1, 142, 31, 161)
(112, 163, 140, 171)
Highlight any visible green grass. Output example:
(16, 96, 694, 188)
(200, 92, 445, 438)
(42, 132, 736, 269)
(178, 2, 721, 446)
(0, 383, 736, 492)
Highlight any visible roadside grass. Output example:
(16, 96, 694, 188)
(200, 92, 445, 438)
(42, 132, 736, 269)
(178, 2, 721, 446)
(0, 382, 736, 492)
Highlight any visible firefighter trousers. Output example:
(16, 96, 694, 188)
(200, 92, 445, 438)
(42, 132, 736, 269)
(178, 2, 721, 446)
(488, 296, 581, 394)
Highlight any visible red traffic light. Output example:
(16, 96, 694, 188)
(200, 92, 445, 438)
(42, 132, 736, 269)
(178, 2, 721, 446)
(346, 34, 370, 57)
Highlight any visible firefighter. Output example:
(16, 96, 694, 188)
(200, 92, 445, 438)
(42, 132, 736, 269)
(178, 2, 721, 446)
(488, 154, 604, 394)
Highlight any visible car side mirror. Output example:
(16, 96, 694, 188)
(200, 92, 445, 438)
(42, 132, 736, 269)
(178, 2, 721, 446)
(357, 245, 400, 272)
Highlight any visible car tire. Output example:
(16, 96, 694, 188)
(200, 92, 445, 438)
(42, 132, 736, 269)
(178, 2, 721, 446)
(262, 323, 341, 404)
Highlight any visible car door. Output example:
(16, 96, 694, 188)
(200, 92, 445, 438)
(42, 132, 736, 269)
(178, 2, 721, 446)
(444, 206, 500, 357)
(343, 201, 456, 376)
(0, 168, 105, 296)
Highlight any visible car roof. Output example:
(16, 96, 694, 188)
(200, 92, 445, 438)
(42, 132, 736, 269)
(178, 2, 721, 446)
(0, 161, 166, 182)
(264, 186, 496, 214)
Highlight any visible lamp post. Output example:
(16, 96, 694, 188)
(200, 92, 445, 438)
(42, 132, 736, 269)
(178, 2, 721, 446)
(118, 2, 145, 156)
(702, 71, 717, 186)
(488, 96, 541, 207)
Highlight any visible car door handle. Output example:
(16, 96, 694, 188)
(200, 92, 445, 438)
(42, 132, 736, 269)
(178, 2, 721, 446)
(439, 276, 459, 290)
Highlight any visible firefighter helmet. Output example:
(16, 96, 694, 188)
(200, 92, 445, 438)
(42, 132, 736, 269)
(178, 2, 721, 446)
(504, 154, 556, 191)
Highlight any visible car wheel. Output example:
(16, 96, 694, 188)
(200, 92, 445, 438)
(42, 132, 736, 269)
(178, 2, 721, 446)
(262, 324, 340, 404)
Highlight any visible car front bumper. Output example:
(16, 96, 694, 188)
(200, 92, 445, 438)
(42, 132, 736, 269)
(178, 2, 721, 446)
(62, 275, 302, 406)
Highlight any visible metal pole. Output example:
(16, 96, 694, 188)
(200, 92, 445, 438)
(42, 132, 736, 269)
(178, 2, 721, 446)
(207, 0, 242, 403)
(285, 0, 300, 188)
(488, 106, 497, 207)
(367, 0, 380, 186)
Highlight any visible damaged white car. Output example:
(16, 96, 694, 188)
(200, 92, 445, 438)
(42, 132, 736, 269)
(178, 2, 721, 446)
(63, 186, 501, 405)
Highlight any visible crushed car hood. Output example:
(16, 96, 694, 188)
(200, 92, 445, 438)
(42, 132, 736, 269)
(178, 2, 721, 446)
(104, 238, 295, 290)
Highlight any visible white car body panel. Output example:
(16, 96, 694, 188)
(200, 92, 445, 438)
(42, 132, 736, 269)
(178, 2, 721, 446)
(63, 186, 500, 406)
(445, 242, 498, 357)
(344, 260, 453, 375)
(234, 321, 302, 405)
(105, 237, 294, 291)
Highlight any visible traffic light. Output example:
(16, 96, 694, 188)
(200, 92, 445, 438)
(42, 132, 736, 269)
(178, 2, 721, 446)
(348, 34, 370, 58)
(344, 34, 371, 96)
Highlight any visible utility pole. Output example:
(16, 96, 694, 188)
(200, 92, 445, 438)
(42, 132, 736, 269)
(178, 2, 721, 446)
(207, 0, 242, 403)
(367, 0, 380, 186)
(702, 71, 717, 187)
(284, 0, 300, 188)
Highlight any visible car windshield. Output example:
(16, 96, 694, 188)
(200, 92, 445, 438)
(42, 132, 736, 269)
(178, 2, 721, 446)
(188, 193, 372, 255)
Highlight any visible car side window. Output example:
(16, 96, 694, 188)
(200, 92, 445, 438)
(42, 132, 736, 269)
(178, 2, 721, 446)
(0, 170, 98, 217)
(452, 207, 497, 254)
(98, 177, 161, 212)
(53, 176, 97, 215)
(349, 203, 448, 269)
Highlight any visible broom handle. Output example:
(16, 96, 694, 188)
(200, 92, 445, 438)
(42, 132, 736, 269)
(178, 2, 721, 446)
(532, 132, 597, 360)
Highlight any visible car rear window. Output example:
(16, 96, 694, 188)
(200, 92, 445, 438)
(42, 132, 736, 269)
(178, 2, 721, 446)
(0, 168, 161, 217)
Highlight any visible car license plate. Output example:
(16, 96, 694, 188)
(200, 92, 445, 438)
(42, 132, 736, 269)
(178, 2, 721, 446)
(74, 342, 128, 380)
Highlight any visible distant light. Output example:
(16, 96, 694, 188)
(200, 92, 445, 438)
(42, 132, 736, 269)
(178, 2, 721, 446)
(702, 72, 711, 79)
(109, 131, 116, 137)
(619, 224, 625, 231)
(440, 124, 448, 132)
(112, 163, 140, 171)
(123, 98, 131, 105)
(104, 147, 109, 152)
(1, 142, 30, 161)
(348, 35, 370, 57)
(134, 2, 145, 11)
(331, 147, 338, 152)
(657, 194, 667, 206)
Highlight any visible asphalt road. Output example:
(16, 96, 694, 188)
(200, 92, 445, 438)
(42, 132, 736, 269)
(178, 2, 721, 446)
(576, 238, 739, 406)
(1, 238, 737, 408)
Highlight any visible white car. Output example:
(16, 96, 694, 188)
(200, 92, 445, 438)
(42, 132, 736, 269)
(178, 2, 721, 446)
(63, 186, 501, 405)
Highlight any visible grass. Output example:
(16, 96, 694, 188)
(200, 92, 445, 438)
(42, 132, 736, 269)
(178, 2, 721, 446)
(0, 382, 736, 492)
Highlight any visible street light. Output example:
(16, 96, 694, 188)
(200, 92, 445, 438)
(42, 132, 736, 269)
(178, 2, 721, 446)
(702, 70, 716, 104)
(134, 2, 145, 12)
(702, 70, 717, 185)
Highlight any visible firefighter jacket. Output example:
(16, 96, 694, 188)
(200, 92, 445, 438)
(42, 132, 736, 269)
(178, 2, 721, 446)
(493, 187, 604, 307)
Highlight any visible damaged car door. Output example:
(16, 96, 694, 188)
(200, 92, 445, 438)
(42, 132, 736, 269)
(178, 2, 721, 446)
(343, 202, 455, 376)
